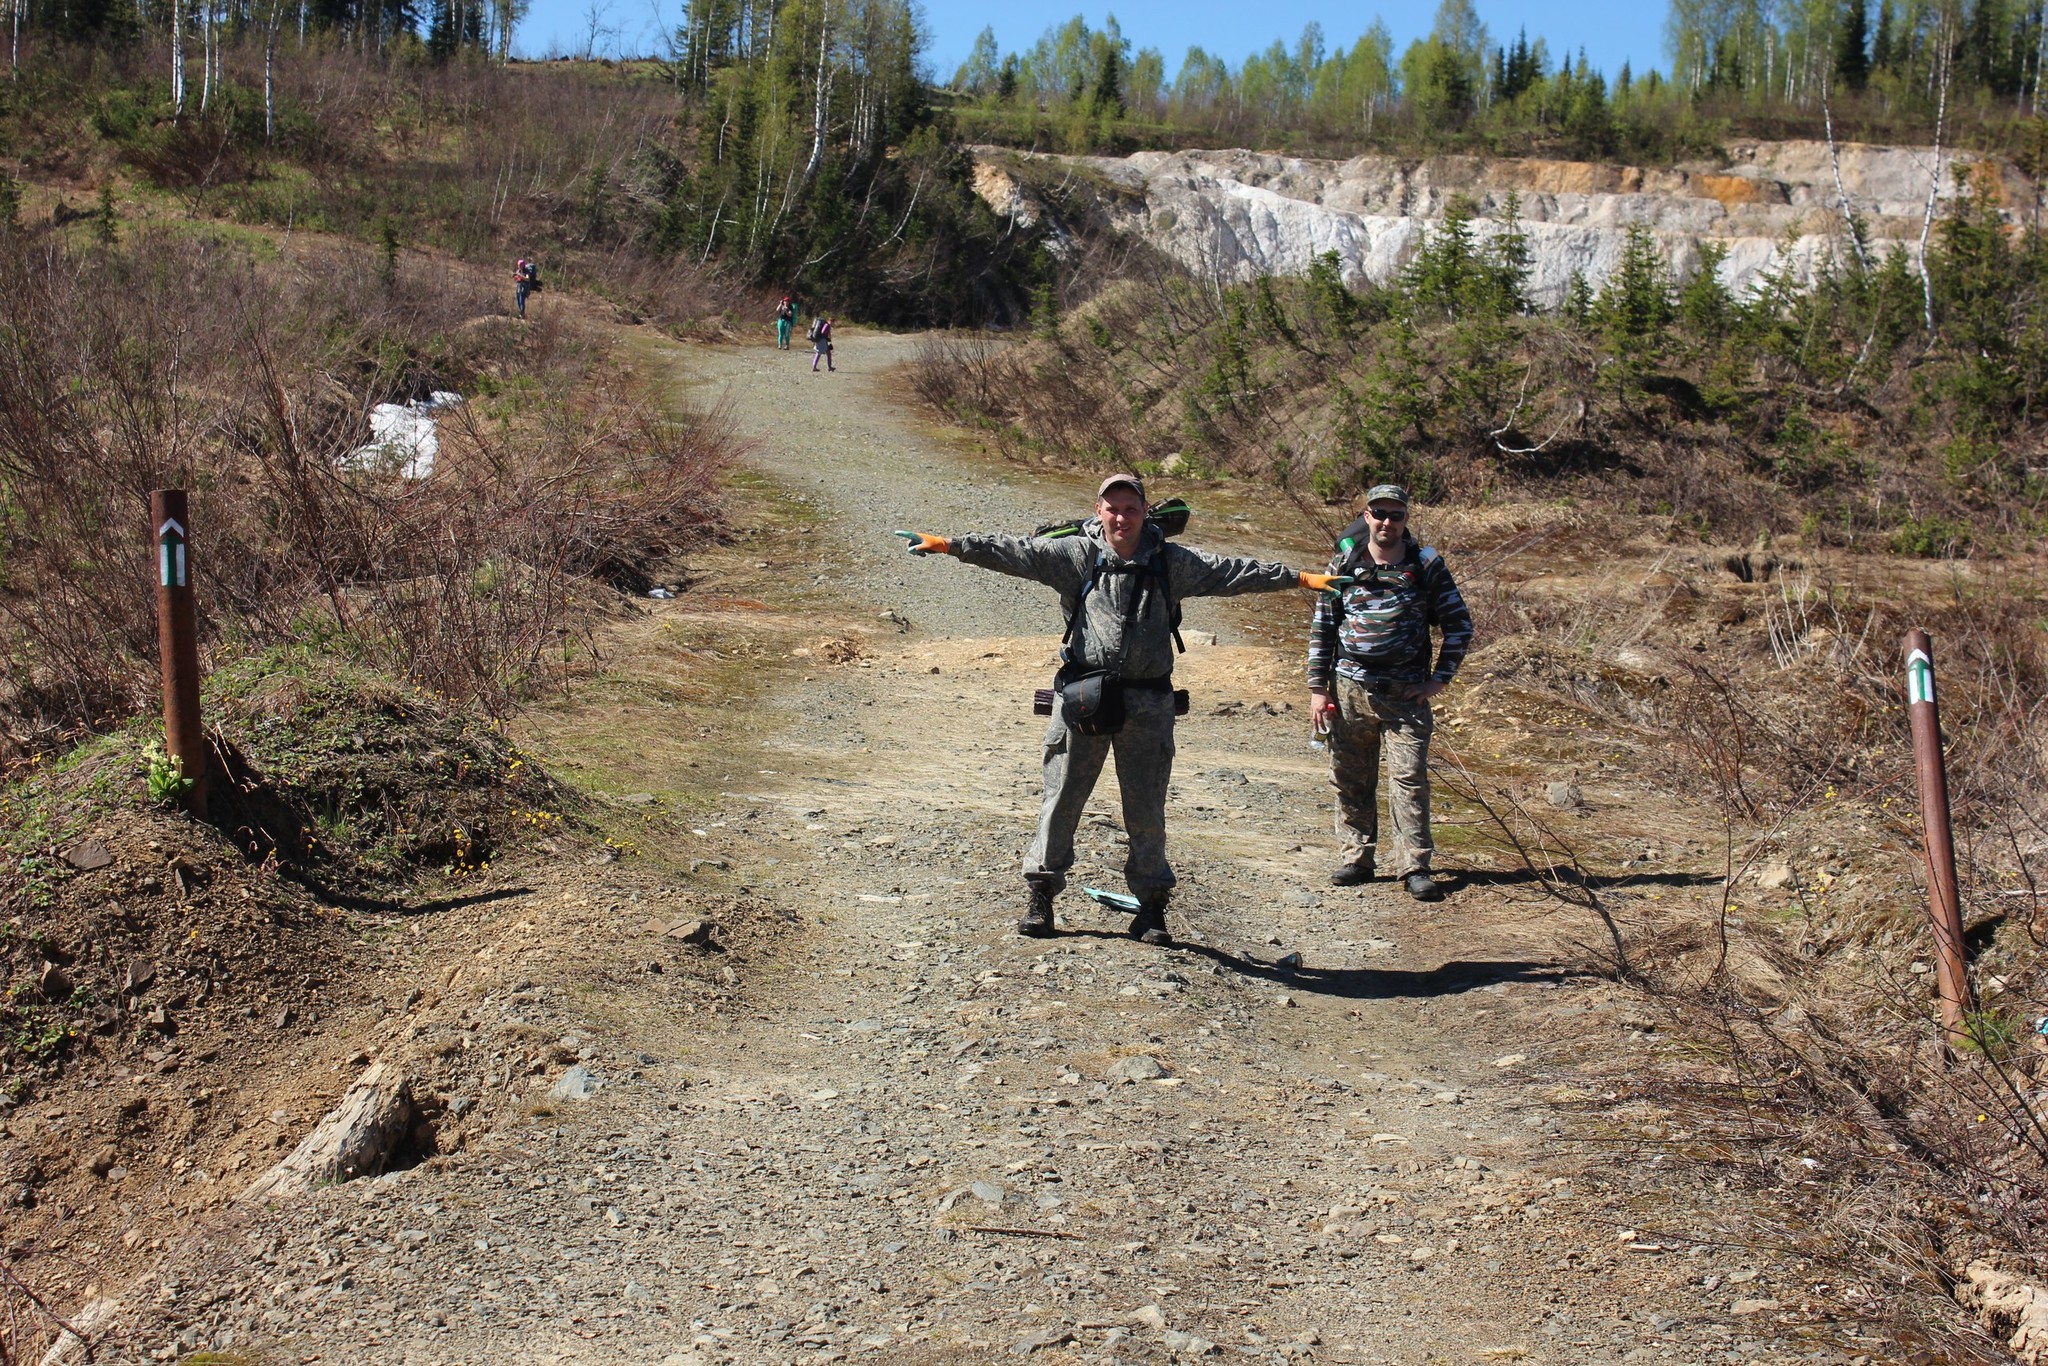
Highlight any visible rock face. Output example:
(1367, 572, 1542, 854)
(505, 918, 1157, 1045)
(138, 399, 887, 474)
(976, 141, 2034, 306)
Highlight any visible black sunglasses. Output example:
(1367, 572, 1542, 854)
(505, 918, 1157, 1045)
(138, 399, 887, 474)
(1366, 506, 1407, 521)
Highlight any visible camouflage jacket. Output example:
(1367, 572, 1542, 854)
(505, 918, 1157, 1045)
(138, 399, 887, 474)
(952, 521, 1298, 681)
(1306, 538, 1473, 690)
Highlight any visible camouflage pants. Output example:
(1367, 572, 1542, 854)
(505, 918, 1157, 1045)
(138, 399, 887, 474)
(1328, 674, 1434, 875)
(1024, 689, 1176, 904)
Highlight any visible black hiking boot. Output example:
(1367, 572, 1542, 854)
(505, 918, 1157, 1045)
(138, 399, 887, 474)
(1017, 886, 1057, 938)
(1130, 899, 1172, 947)
(1404, 871, 1444, 902)
(1331, 855, 1375, 887)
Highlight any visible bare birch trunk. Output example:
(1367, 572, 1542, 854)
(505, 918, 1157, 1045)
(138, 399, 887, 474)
(1821, 74, 1869, 272)
(265, 3, 281, 142)
(200, 0, 213, 114)
(1918, 31, 1952, 333)
(172, 0, 187, 114)
(2035, 12, 2047, 113)
(10, 0, 19, 83)
(803, 3, 831, 182)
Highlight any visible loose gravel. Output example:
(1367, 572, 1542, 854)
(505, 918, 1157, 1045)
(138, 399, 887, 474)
(119, 332, 1870, 1366)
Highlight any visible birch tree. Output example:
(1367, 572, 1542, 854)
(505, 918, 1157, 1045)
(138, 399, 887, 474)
(171, 0, 186, 114)
(803, 0, 830, 182)
(264, 0, 286, 140)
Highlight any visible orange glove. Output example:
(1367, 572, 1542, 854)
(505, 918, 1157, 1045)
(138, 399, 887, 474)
(893, 531, 951, 557)
(1299, 571, 1352, 593)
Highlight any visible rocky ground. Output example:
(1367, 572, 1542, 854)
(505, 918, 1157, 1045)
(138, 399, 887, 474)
(35, 331, 1899, 1364)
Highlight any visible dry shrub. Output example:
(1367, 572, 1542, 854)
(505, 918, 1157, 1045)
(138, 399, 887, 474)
(1544, 565, 2048, 1351)
(1414, 524, 2048, 1350)
(0, 228, 730, 759)
(909, 332, 1008, 418)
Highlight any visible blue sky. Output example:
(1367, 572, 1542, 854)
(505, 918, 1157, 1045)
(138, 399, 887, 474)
(517, 0, 1670, 88)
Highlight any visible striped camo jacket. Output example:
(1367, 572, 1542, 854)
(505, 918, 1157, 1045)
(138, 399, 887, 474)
(1306, 538, 1474, 691)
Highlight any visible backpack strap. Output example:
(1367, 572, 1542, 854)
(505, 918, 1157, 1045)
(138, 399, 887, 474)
(1060, 553, 1105, 650)
(1154, 550, 1184, 654)
(1060, 549, 1182, 666)
(1333, 514, 1372, 577)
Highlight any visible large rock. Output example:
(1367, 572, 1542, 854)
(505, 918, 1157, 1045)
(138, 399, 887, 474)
(1960, 1261, 2048, 1362)
(239, 1062, 415, 1203)
(1105, 1054, 1170, 1083)
(39, 1297, 120, 1365)
(975, 141, 2030, 307)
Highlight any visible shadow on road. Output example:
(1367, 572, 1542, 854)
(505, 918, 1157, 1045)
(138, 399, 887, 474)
(290, 880, 536, 917)
(1439, 866, 1723, 894)
(1197, 947, 1576, 1000)
(1060, 927, 1574, 1000)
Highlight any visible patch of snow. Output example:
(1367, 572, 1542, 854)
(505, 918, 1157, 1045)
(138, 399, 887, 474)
(340, 391, 464, 480)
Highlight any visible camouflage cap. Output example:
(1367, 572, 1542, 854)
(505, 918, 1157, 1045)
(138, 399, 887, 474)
(1365, 484, 1410, 507)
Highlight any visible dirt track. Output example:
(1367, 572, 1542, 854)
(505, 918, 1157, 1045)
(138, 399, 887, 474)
(122, 330, 1877, 1364)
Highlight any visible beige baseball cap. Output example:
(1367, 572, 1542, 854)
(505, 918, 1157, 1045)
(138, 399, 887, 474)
(1096, 473, 1147, 501)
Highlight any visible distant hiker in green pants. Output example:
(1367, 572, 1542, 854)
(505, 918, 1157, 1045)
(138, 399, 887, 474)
(775, 296, 795, 349)
(896, 474, 1349, 945)
(1307, 484, 1475, 902)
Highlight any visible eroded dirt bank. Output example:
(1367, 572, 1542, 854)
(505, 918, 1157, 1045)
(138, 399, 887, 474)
(76, 332, 1880, 1365)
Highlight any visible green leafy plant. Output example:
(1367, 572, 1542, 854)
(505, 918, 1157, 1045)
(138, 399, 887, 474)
(142, 741, 194, 805)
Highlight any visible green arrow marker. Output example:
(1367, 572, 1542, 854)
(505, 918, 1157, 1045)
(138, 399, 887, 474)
(158, 518, 188, 588)
(1907, 648, 1934, 706)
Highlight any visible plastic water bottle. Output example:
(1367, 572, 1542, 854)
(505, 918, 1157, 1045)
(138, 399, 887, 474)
(1310, 711, 1330, 753)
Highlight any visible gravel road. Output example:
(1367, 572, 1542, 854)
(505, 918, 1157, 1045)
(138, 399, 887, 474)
(127, 331, 1867, 1365)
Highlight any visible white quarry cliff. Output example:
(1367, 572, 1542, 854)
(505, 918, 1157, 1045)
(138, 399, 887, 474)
(972, 141, 2037, 307)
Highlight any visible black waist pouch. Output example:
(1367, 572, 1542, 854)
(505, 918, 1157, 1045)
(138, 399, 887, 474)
(1056, 668, 1126, 736)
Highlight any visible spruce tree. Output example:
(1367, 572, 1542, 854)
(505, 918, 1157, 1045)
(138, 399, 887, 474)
(1871, 0, 1896, 73)
(1834, 0, 1869, 91)
(1091, 44, 1124, 119)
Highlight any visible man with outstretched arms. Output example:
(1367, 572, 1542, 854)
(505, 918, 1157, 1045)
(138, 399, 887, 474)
(897, 475, 1348, 945)
(1307, 484, 1474, 902)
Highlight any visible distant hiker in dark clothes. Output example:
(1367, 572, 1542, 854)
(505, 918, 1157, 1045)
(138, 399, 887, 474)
(894, 475, 1350, 945)
(809, 315, 834, 371)
(775, 296, 795, 349)
(1307, 484, 1474, 902)
(514, 257, 541, 319)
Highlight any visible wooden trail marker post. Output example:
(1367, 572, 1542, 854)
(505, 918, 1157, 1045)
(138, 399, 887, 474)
(1904, 628, 1969, 1053)
(151, 488, 208, 816)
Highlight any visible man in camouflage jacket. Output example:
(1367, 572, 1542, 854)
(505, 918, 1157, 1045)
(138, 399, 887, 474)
(898, 475, 1347, 944)
(1307, 484, 1474, 901)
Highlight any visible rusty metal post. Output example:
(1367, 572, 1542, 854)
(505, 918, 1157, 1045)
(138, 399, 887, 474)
(1905, 629, 1969, 1051)
(151, 489, 208, 816)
